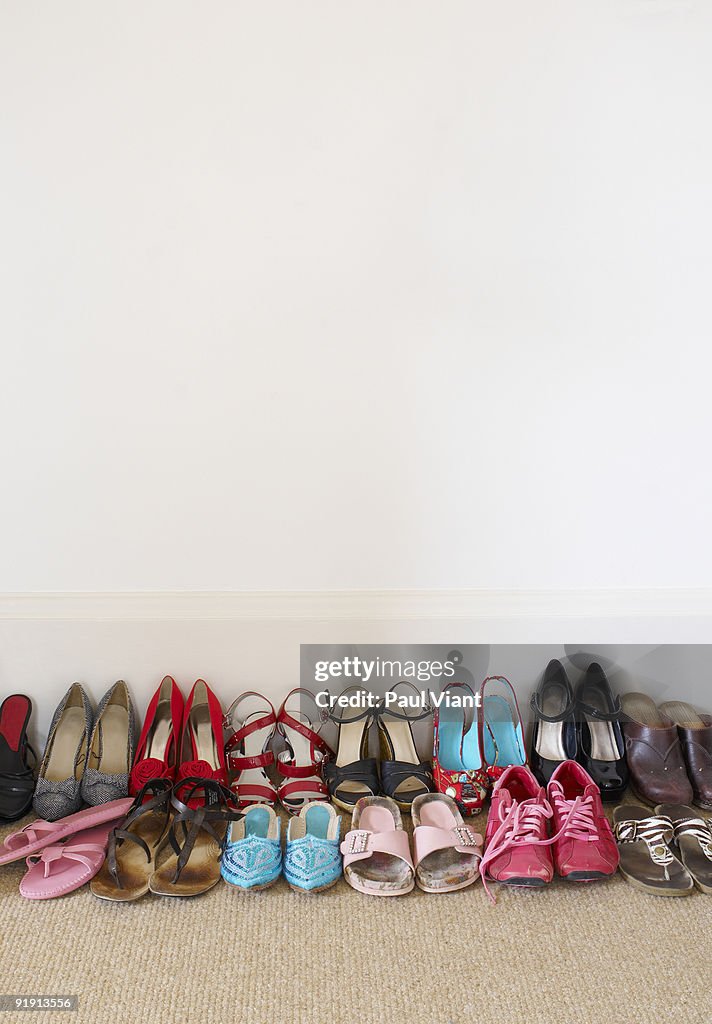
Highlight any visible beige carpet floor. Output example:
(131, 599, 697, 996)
(0, 807, 710, 1024)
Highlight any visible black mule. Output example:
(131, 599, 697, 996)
(529, 659, 577, 786)
(575, 662, 629, 802)
(0, 694, 36, 821)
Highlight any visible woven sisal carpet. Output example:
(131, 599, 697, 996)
(0, 808, 709, 1024)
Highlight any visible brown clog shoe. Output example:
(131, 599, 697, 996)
(621, 693, 693, 806)
(659, 701, 712, 810)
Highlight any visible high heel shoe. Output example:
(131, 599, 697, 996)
(0, 694, 36, 821)
(376, 682, 434, 811)
(130, 676, 184, 794)
(575, 663, 628, 802)
(529, 660, 578, 787)
(34, 683, 93, 821)
(224, 692, 277, 808)
(480, 676, 527, 783)
(81, 681, 136, 807)
(322, 686, 379, 812)
(432, 681, 488, 815)
(177, 680, 230, 799)
(275, 688, 333, 814)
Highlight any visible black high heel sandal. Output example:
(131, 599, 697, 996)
(377, 682, 434, 812)
(322, 686, 379, 812)
(0, 694, 36, 822)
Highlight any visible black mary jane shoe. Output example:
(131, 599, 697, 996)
(529, 659, 578, 787)
(0, 694, 36, 822)
(574, 662, 629, 802)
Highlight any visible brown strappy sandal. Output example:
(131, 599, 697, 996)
(91, 779, 173, 902)
(148, 778, 241, 897)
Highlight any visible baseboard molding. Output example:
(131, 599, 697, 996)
(1, 589, 711, 621)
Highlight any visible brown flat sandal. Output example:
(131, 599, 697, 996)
(91, 779, 173, 902)
(148, 778, 241, 897)
(613, 803, 694, 897)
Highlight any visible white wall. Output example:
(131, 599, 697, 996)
(2, 1, 712, 593)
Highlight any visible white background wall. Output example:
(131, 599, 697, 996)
(2, 1, 712, 593)
(2, 3, 712, 730)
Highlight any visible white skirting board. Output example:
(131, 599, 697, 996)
(0, 589, 711, 743)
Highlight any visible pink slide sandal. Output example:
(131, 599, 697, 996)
(0, 797, 132, 865)
(341, 796, 415, 896)
(411, 793, 482, 892)
(20, 819, 123, 900)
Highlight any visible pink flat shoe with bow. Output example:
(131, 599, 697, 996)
(20, 818, 125, 900)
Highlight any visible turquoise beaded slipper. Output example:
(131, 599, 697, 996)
(284, 801, 342, 893)
(221, 804, 282, 891)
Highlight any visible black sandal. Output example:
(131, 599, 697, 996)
(377, 682, 434, 811)
(0, 694, 36, 822)
(322, 687, 379, 812)
(91, 779, 173, 901)
(148, 778, 242, 896)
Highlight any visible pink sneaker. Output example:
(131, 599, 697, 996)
(480, 765, 555, 901)
(547, 760, 619, 881)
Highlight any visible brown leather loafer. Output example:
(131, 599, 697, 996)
(659, 701, 712, 810)
(621, 693, 693, 807)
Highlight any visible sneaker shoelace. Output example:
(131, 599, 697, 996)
(614, 815, 675, 878)
(479, 797, 557, 904)
(550, 791, 598, 842)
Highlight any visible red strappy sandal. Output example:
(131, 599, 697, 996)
(223, 692, 278, 809)
(275, 688, 334, 814)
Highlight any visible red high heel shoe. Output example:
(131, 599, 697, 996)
(130, 676, 184, 795)
(176, 680, 229, 796)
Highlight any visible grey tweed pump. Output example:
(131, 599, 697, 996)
(81, 681, 137, 807)
(34, 683, 93, 821)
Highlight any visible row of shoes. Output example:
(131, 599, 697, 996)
(2, 667, 711, 827)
